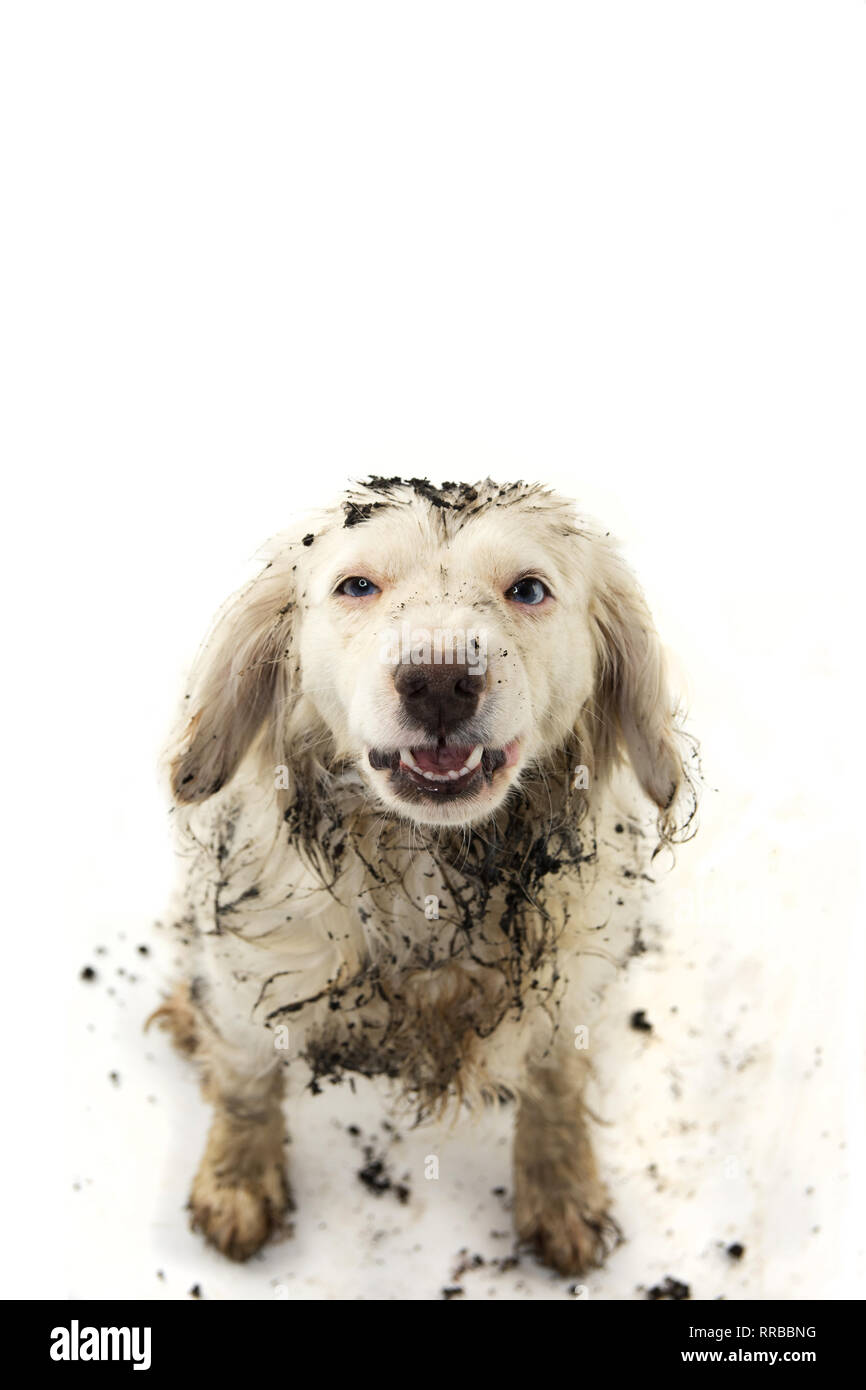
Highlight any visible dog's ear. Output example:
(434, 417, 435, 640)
(170, 562, 297, 805)
(587, 543, 697, 840)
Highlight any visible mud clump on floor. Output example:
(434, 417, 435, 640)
(452, 1247, 520, 1283)
(646, 1276, 691, 1300)
(358, 1153, 410, 1203)
(350, 1126, 411, 1204)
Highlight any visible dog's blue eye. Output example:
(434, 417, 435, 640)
(506, 577, 548, 605)
(339, 576, 380, 598)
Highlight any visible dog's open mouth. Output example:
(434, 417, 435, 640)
(368, 741, 519, 798)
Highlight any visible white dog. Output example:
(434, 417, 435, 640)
(151, 477, 697, 1275)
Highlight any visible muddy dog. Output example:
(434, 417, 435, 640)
(151, 477, 697, 1273)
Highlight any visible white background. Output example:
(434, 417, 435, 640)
(1, 1, 863, 1299)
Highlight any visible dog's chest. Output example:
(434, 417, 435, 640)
(186, 793, 590, 1101)
(201, 863, 561, 1103)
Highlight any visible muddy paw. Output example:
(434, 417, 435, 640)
(189, 1157, 293, 1262)
(514, 1182, 621, 1276)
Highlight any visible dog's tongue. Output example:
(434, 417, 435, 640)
(412, 745, 475, 773)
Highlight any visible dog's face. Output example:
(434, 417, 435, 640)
(297, 489, 596, 825)
(171, 480, 693, 839)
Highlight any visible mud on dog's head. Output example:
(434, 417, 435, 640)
(170, 478, 696, 840)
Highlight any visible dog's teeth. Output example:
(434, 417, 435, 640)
(464, 743, 484, 770)
(399, 743, 484, 785)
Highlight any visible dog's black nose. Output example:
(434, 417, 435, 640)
(394, 662, 485, 736)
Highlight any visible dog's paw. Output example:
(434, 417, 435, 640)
(189, 1157, 293, 1262)
(514, 1179, 621, 1277)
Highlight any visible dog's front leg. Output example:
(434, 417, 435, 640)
(185, 1009, 292, 1262)
(513, 1044, 620, 1276)
(190, 1065, 290, 1261)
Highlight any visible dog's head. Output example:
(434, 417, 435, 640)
(170, 479, 696, 839)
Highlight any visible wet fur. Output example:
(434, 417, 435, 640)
(154, 478, 697, 1273)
